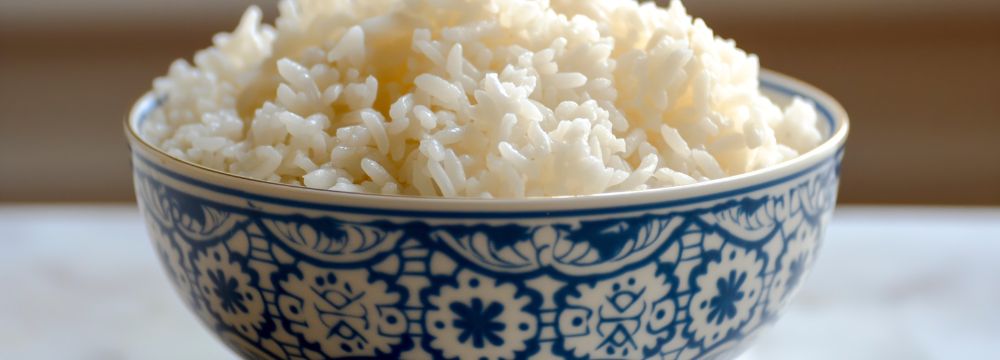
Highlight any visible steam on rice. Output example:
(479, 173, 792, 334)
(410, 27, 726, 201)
(142, 0, 824, 198)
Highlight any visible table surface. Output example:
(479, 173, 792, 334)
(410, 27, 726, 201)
(1, 205, 998, 360)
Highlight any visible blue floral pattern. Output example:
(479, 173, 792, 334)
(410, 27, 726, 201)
(708, 270, 749, 325)
(766, 224, 819, 316)
(451, 298, 505, 347)
(134, 143, 841, 360)
(687, 243, 764, 349)
(194, 236, 267, 342)
(425, 269, 539, 360)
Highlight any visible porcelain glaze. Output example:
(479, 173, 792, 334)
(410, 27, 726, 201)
(127, 71, 848, 360)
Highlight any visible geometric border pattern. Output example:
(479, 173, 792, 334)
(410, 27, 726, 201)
(136, 148, 840, 360)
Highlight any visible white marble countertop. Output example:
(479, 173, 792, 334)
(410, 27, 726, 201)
(1, 205, 998, 359)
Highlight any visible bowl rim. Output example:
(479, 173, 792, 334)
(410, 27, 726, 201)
(125, 69, 848, 215)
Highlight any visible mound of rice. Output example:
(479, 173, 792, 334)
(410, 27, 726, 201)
(142, 0, 823, 198)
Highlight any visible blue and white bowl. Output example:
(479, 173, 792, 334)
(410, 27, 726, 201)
(126, 70, 848, 360)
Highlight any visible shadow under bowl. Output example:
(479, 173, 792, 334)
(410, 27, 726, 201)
(126, 70, 848, 360)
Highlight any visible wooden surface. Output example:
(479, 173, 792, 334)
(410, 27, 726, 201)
(2, 205, 998, 359)
(1, 2, 998, 204)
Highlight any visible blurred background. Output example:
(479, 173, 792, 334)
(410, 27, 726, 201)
(1, 0, 999, 204)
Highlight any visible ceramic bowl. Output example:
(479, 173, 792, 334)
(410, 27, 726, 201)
(126, 70, 848, 360)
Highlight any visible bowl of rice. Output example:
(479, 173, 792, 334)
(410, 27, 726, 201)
(126, 0, 848, 359)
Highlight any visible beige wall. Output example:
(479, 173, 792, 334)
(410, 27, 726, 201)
(1, 1, 998, 204)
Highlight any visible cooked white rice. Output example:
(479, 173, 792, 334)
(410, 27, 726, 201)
(142, 0, 824, 198)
